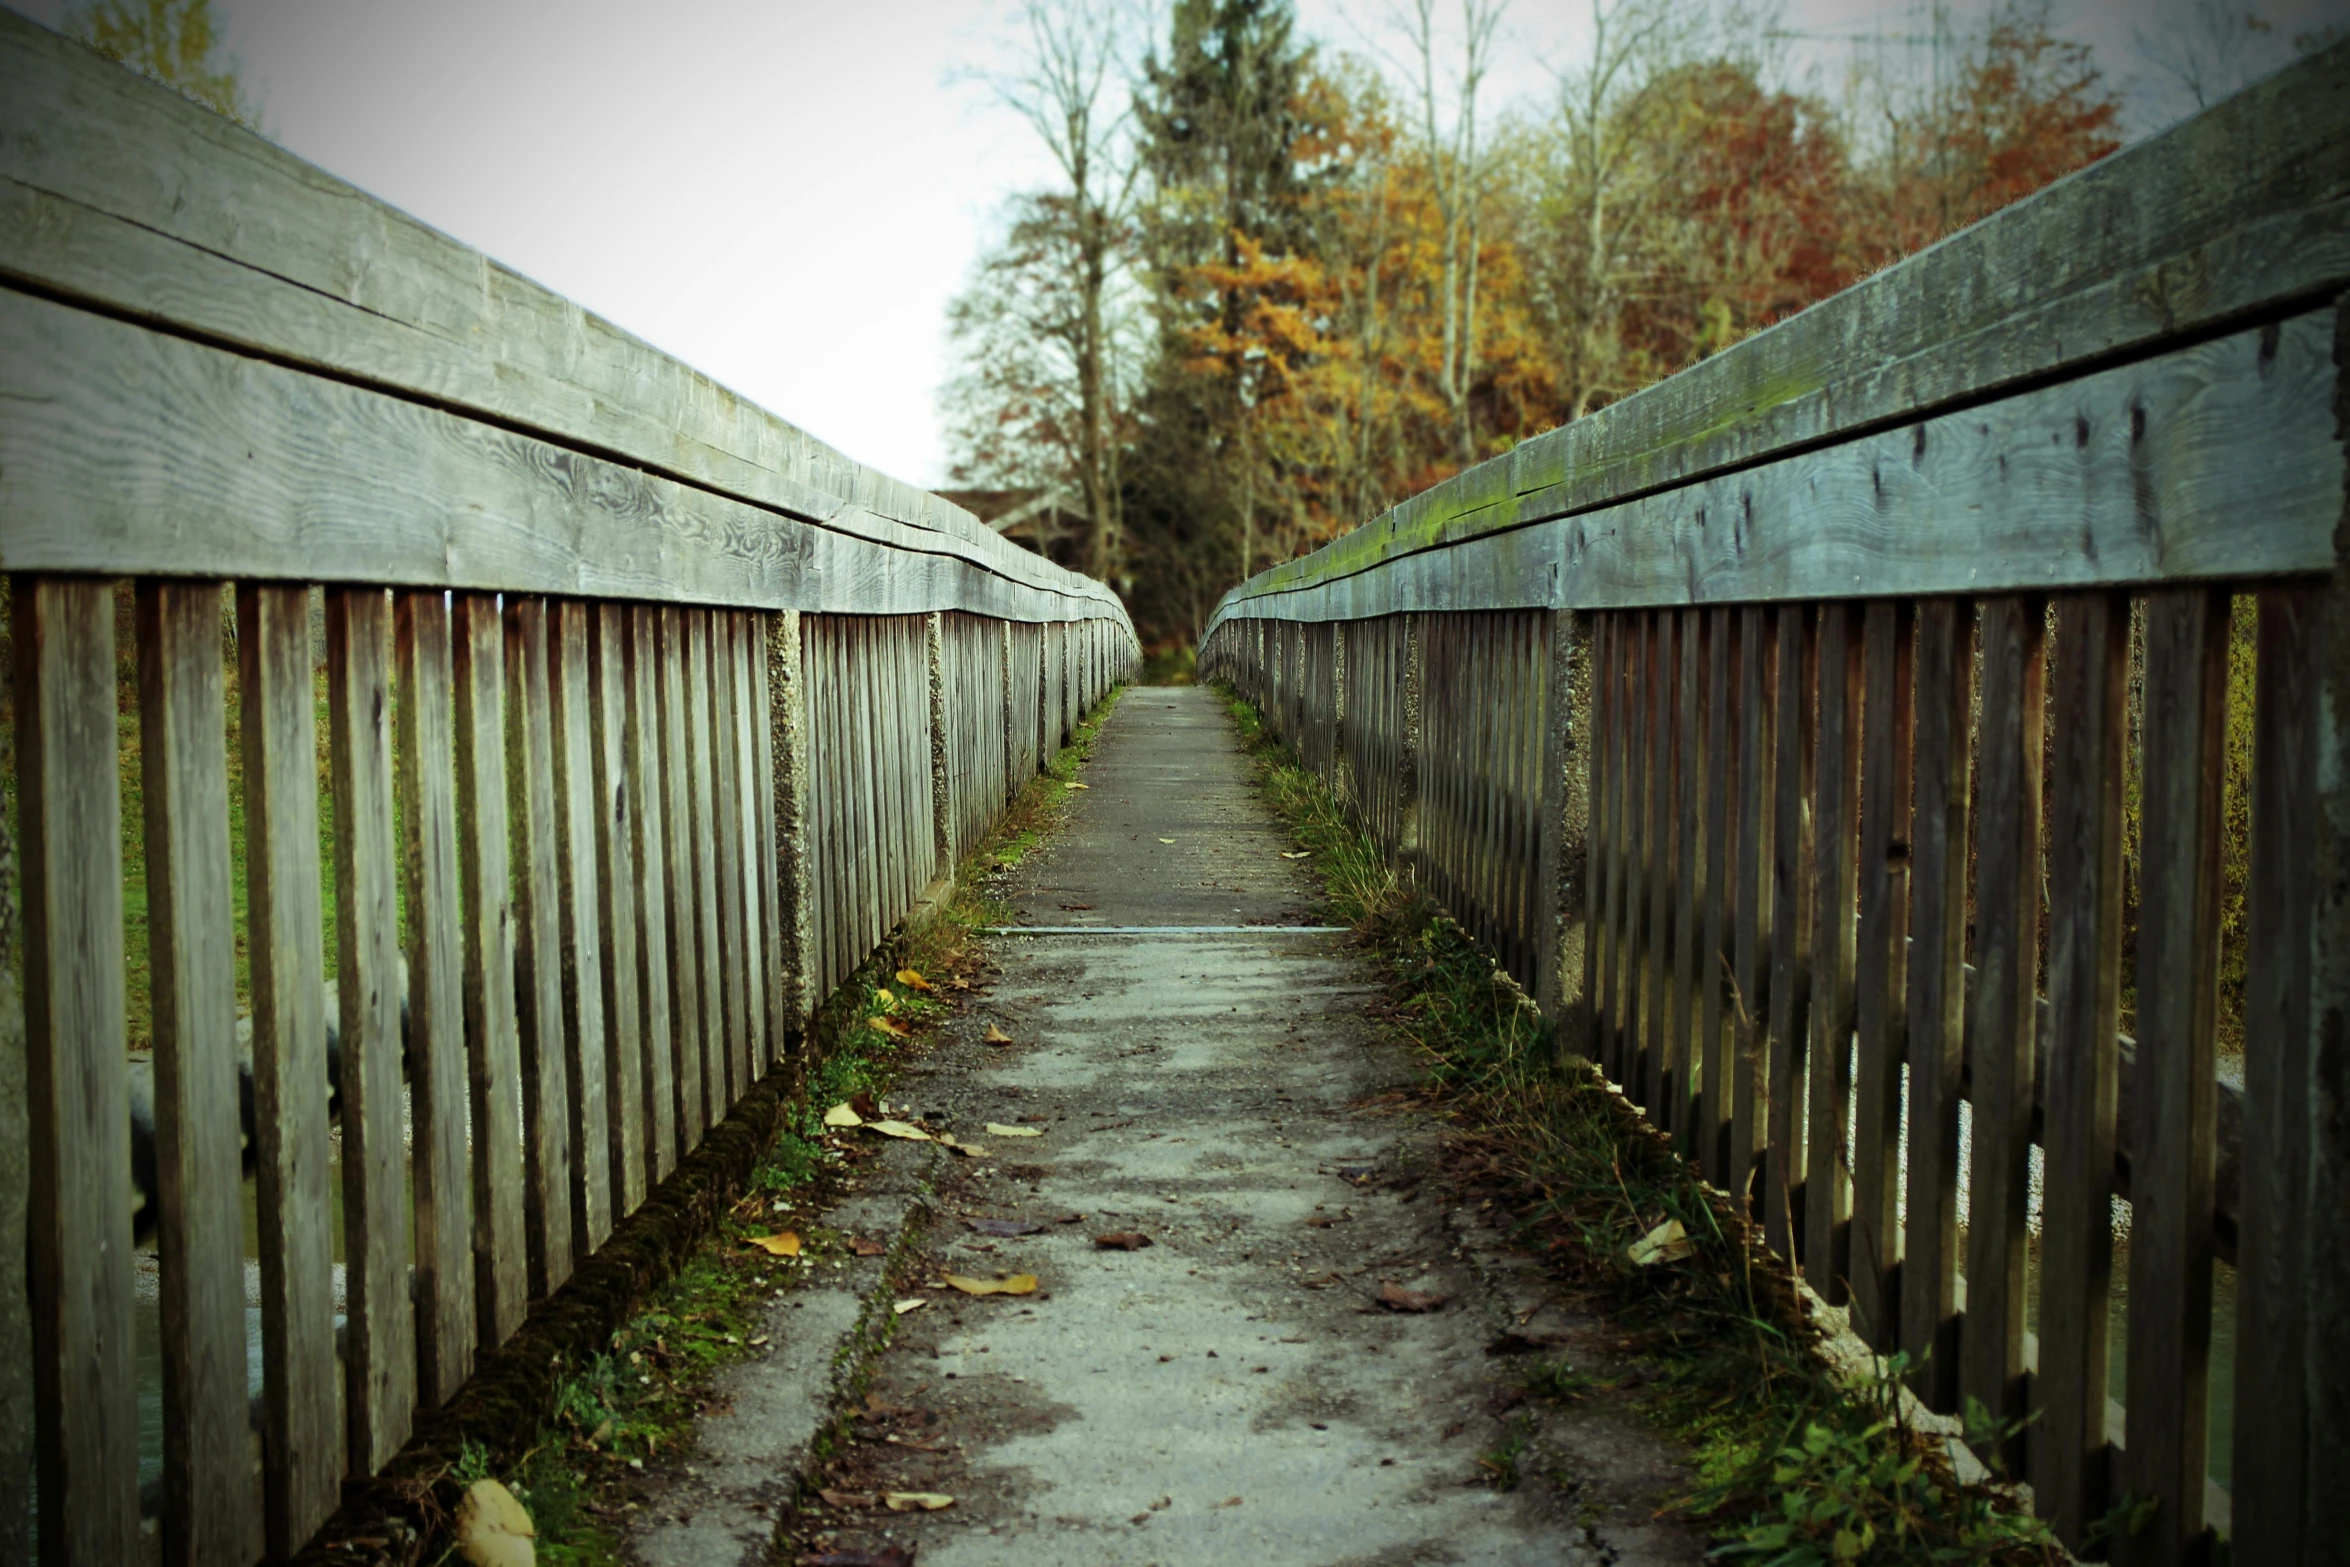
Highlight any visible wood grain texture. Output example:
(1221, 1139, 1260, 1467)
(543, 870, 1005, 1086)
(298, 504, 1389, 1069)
(238, 582, 340, 1556)
(1615, 616, 1648, 1089)
(657, 605, 708, 1143)
(707, 613, 752, 1099)
(138, 579, 255, 1562)
(1765, 606, 1815, 1263)
(504, 597, 572, 1298)
(626, 604, 678, 1181)
(1671, 609, 1705, 1142)
(2119, 588, 2228, 1567)
(2230, 584, 2319, 1566)
(1584, 616, 1617, 1072)
(1730, 605, 1776, 1212)
(684, 610, 728, 1116)
(589, 603, 645, 1217)
(1847, 602, 1911, 1352)
(2034, 592, 2128, 1546)
(399, 590, 474, 1403)
(18, 577, 140, 1562)
(1806, 605, 1861, 1299)
(727, 614, 770, 1076)
(1700, 607, 1737, 1188)
(453, 593, 526, 1346)
(1208, 315, 2341, 630)
(0, 11, 1134, 624)
(1963, 597, 2044, 1473)
(551, 600, 612, 1251)
(321, 585, 413, 1488)
(1903, 601, 1972, 1413)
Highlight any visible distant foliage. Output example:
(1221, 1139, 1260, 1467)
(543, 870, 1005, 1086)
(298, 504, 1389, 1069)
(66, 0, 255, 128)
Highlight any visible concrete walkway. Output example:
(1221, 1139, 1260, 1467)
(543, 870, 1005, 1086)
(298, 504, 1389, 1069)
(790, 687, 1701, 1566)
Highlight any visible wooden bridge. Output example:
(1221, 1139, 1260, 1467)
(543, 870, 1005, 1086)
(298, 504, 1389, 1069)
(2, 6, 2346, 1564)
(1203, 36, 2349, 1567)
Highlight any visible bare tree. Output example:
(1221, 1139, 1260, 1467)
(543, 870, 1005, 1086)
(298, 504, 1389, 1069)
(1402, 0, 1508, 468)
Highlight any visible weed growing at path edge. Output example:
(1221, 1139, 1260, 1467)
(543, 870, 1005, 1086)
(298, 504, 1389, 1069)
(1217, 685, 2064, 1567)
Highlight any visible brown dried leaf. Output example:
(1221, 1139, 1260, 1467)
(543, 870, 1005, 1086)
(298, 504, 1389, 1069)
(884, 1491, 955, 1512)
(1377, 1282, 1447, 1313)
(1093, 1231, 1153, 1251)
(848, 1235, 887, 1257)
(983, 1024, 1016, 1045)
(868, 1015, 913, 1038)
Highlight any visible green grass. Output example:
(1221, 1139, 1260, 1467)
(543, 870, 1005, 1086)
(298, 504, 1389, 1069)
(1215, 684, 2066, 1567)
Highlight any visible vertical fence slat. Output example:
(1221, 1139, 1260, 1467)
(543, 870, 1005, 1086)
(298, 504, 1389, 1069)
(1730, 604, 1776, 1212)
(240, 582, 340, 1556)
(589, 603, 645, 1217)
(686, 609, 729, 1111)
(732, 613, 771, 1073)
(1700, 606, 1736, 1188)
(504, 598, 572, 1297)
(1806, 604, 1861, 1298)
(1617, 616, 1648, 1091)
(1849, 601, 1912, 1352)
(709, 613, 751, 1094)
(767, 610, 811, 1039)
(140, 579, 254, 1562)
(1643, 612, 1676, 1122)
(397, 590, 474, 1407)
(2233, 582, 2319, 1566)
(659, 605, 708, 1141)
(2120, 587, 2228, 1566)
(454, 593, 527, 1345)
(1903, 598, 1972, 1412)
(626, 604, 678, 1181)
(2035, 591, 2127, 1545)
(552, 599, 611, 1250)
(1764, 604, 1815, 1262)
(1585, 615, 1616, 1072)
(754, 613, 786, 1061)
(1672, 609, 1705, 1142)
(20, 577, 141, 1562)
(1963, 595, 2045, 1470)
(321, 585, 413, 1489)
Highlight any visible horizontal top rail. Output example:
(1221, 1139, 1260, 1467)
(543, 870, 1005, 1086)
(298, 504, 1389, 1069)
(1206, 39, 2348, 631)
(0, 10, 1130, 628)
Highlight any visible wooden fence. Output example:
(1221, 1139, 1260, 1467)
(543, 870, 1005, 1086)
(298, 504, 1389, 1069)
(0, 14, 1135, 1563)
(1202, 42, 2348, 1567)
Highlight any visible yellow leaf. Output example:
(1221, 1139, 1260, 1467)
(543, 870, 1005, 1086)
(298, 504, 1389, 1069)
(984, 1024, 1016, 1044)
(822, 1102, 864, 1128)
(869, 1015, 913, 1038)
(875, 987, 896, 1006)
(744, 1231, 802, 1257)
(938, 1136, 993, 1158)
(454, 1478, 535, 1567)
(1279, 850, 1311, 860)
(1066, 782, 1089, 789)
(893, 1298, 928, 1315)
(865, 1120, 933, 1141)
(1624, 1218, 1692, 1268)
(944, 1272, 1037, 1297)
(885, 1492, 956, 1512)
(984, 1123, 1043, 1138)
(895, 967, 935, 991)
(1157, 837, 1176, 844)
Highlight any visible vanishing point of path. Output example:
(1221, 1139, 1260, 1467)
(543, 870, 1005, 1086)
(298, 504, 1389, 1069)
(784, 686, 1705, 1567)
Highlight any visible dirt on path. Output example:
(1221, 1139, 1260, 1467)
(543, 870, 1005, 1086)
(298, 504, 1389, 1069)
(777, 687, 1705, 1567)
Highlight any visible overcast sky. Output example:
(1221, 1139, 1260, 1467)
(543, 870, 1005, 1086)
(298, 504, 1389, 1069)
(11, 0, 2339, 486)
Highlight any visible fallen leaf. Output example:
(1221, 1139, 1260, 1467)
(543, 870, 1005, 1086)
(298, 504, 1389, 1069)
(895, 967, 935, 992)
(967, 1218, 1046, 1237)
(1066, 782, 1089, 789)
(875, 987, 895, 1006)
(983, 1024, 1017, 1045)
(1157, 837, 1177, 844)
(938, 1136, 993, 1158)
(816, 1489, 876, 1510)
(748, 1335, 770, 1347)
(869, 1015, 913, 1038)
(1055, 1212, 1085, 1224)
(865, 1120, 933, 1141)
(744, 1231, 802, 1258)
(893, 1298, 928, 1315)
(454, 1478, 535, 1567)
(849, 1235, 887, 1257)
(1214, 1495, 1243, 1508)
(944, 1273, 1038, 1296)
(884, 1492, 956, 1512)
(1377, 1281, 1448, 1313)
(822, 1103, 864, 1129)
(1624, 1218, 1692, 1268)
(1279, 850, 1312, 859)
(984, 1123, 1043, 1138)
(1094, 1231, 1153, 1251)
(850, 1091, 882, 1119)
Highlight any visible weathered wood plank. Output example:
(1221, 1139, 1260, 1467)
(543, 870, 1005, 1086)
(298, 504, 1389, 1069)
(320, 585, 412, 1491)
(1963, 596, 2045, 1472)
(1765, 605, 1815, 1263)
(137, 579, 254, 1562)
(2034, 592, 2128, 1546)
(2119, 588, 2228, 1567)
(1539, 608, 1591, 1049)
(18, 576, 140, 1562)
(1730, 605, 1776, 1213)
(1848, 602, 1911, 1352)
(756, 611, 795, 1052)
(399, 590, 474, 1401)
(453, 593, 526, 1345)
(626, 604, 678, 1181)
(1584, 615, 1617, 1071)
(238, 582, 340, 1556)
(729, 613, 770, 1075)
(684, 609, 729, 1113)
(1671, 609, 1704, 1142)
(2231, 583, 2319, 1566)
(657, 605, 708, 1143)
(589, 603, 645, 1216)
(1903, 600, 1972, 1413)
(1699, 606, 1736, 1187)
(504, 597, 572, 1297)
(551, 600, 611, 1251)
(1615, 615, 1648, 1089)
(1806, 605, 1861, 1298)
